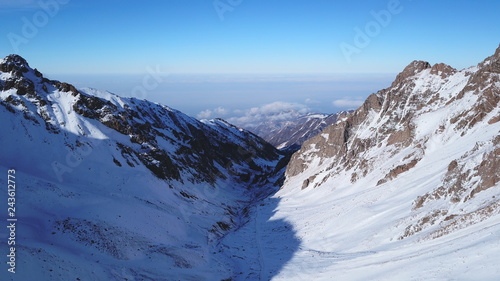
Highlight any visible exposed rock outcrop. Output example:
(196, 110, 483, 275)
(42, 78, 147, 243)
(285, 45, 500, 241)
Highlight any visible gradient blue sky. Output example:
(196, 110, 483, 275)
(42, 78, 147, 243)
(1, 0, 499, 119)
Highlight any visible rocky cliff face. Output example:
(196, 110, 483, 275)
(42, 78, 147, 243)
(285, 45, 500, 238)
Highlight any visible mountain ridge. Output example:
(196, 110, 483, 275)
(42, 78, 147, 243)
(0, 53, 288, 280)
(275, 45, 500, 280)
(1, 45, 499, 280)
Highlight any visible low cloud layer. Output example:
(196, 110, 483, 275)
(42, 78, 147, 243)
(197, 97, 367, 128)
(197, 107, 228, 119)
(230, 102, 309, 127)
(332, 98, 365, 108)
(198, 101, 310, 128)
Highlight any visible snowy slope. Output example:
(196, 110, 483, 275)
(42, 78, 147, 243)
(262, 46, 500, 280)
(0, 55, 284, 281)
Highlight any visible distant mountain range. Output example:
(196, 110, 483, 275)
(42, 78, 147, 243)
(1, 45, 499, 280)
(241, 111, 351, 150)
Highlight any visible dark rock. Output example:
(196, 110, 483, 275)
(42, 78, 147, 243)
(430, 63, 457, 78)
(391, 60, 431, 87)
(0, 54, 30, 73)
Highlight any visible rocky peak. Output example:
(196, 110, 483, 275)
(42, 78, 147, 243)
(391, 60, 431, 87)
(0, 54, 31, 73)
(430, 62, 457, 78)
(0, 54, 81, 98)
(478, 44, 500, 73)
(0, 55, 37, 97)
(286, 45, 500, 190)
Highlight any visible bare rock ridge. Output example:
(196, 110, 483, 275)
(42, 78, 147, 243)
(0, 55, 282, 185)
(480, 43, 500, 73)
(430, 62, 457, 78)
(391, 60, 431, 87)
(285, 44, 500, 242)
(287, 45, 500, 180)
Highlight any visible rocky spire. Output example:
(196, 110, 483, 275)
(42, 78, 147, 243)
(430, 63, 457, 78)
(391, 60, 431, 87)
(479, 44, 500, 73)
(0, 54, 31, 73)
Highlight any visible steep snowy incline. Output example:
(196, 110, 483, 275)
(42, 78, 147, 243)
(0, 55, 286, 280)
(263, 46, 500, 280)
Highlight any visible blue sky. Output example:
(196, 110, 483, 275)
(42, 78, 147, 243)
(1, 0, 499, 120)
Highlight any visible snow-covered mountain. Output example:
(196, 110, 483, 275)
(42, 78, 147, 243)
(1, 43, 499, 281)
(268, 46, 500, 280)
(241, 111, 350, 150)
(0, 55, 285, 280)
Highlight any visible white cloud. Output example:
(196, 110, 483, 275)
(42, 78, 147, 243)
(214, 107, 228, 115)
(254, 101, 309, 115)
(197, 101, 313, 128)
(227, 101, 310, 128)
(197, 107, 228, 119)
(197, 109, 213, 119)
(332, 98, 364, 108)
(305, 98, 320, 104)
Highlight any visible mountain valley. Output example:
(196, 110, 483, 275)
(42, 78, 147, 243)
(1, 45, 499, 280)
